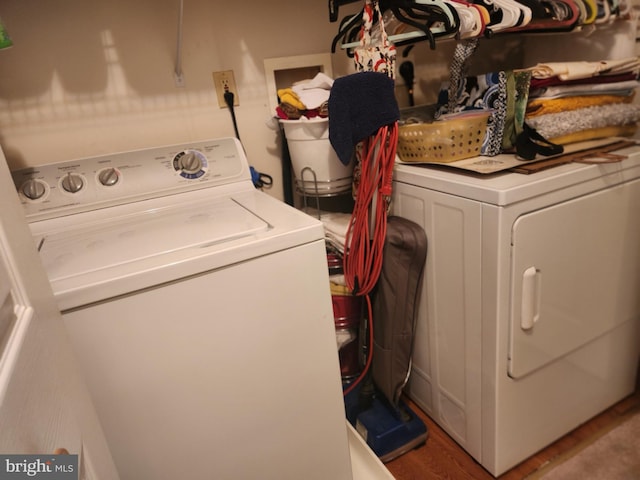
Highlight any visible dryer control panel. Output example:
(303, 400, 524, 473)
(12, 137, 251, 220)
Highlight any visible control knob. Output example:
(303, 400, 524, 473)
(98, 167, 120, 186)
(178, 151, 202, 174)
(61, 172, 84, 193)
(21, 179, 47, 200)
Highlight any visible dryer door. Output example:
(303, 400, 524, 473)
(508, 177, 640, 379)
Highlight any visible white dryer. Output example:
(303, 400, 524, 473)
(11, 138, 392, 480)
(391, 147, 640, 476)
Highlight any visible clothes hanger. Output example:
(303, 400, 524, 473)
(335, 0, 462, 52)
(389, 0, 460, 47)
(505, 0, 580, 32)
(414, 0, 461, 31)
(382, 7, 451, 40)
(329, 0, 363, 22)
(331, 10, 364, 53)
(492, 0, 532, 30)
(469, 0, 502, 37)
(481, 0, 528, 33)
(447, 0, 485, 38)
(386, 0, 459, 34)
(332, 3, 426, 56)
(336, 4, 440, 51)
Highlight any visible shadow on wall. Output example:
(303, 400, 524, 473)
(0, 0, 224, 99)
(0, 0, 345, 100)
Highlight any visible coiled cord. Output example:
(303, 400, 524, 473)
(343, 122, 398, 396)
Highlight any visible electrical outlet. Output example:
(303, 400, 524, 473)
(213, 70, 239, 108)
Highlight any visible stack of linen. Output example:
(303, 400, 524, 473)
(275, 73, 333, 120)
(524, 57, 640, 144)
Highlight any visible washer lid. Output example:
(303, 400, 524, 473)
(39, 195, 270, 285)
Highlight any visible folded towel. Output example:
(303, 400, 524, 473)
(323, 211, 352, 253)
(302, 209, 352, 253)
(527, 57, 640, 81)
(529, 72, 638, 90)
(526, 103, 640, 139)
(526, 92, 635, 117)
(547, 124, 637, 145)
(330, 277, 349, 290)
(528, 79, 640, 100)
(292, 72, 334, 110)
(328, 71, 400, 165)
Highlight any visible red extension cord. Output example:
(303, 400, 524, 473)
(342, 122, 398, 396)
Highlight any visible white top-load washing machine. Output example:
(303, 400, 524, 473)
(11, 138, 393, 480)
(391, 146, 640, 476)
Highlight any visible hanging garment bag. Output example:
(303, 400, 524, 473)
(372, 216, 428, 407)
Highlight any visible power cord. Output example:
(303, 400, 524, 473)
(223, 88, 273, 190)
(224, 90, 241, 141)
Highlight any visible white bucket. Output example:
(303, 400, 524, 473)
(281, 118, 353, 195)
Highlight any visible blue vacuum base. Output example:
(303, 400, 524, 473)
(345, 386, 428, 463)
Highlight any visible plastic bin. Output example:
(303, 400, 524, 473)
(281, 118, 353, 195)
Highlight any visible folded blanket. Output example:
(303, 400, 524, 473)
(529, 71, 638, 90)
(527, 57, 640, 81)
(528, 79, 640, 99)
(303, 209, 352, 254)
(548, 124, 637, 145)
(526, 92, 634, 117)
(526, 103, 640, 140)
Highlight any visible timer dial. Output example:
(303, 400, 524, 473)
(173, 150, 207, 179)
(179, 152, 201, 174)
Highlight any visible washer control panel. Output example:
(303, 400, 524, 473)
(12, 137, 250, 220)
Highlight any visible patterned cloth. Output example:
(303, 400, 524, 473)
(446, 39, 480, 113)
(526, 102, 640, 139)
(438, 39, 535, 156)
(353, 0, 396, 80)
(439, 69, 509, 156)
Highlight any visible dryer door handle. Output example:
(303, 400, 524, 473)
(521, 266, 541, 330)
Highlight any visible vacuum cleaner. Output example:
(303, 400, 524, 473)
(345, 381, 428, 462)
(342, 216, 429, 462)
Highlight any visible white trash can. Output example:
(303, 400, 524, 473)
(281, 118, 353, 195)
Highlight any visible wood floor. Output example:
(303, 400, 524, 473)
(385, 384, 640, 480)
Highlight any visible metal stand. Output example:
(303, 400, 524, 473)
(296, 166, 353, 220)
(299, 167, 322, 220)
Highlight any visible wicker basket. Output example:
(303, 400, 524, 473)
(397, 112, 490, 163)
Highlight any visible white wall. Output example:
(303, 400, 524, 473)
(1, 1, 635, 200)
